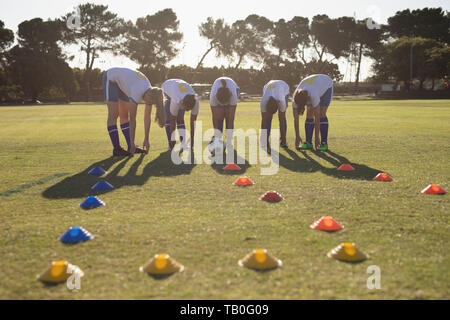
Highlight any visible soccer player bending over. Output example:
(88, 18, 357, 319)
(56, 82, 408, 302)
(209, 77, 240, 152)
(102, 67, 165, 156)
(260, 80, 290, 150)
(292, 74, 334, 151)
(161, 79, 199, 150)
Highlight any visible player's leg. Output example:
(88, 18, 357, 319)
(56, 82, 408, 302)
(224, 106, 236, 149)
(176, 111, 186, 145)
(211, 106, 226, 140)
(318, 87, 332, 151)
(318, 106, 329, 151)
(118, 99, 131, 151)
(103, 72, 129, 156)
(298, 106, 314, 150)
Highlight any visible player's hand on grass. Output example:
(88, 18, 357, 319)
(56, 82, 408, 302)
(129, 144, 136, 154)
(295, 136, 302, 149)
(315, 137, 320, 151)
(143, 139, 150, 154)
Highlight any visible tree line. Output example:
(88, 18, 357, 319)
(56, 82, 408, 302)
(0, 4, 448, 103)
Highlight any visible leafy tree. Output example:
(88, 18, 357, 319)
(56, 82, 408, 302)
(124, 9, 183, 70)
(388, 7, 450, 43)
(229, 19, 266, 68)
(197, 17, 233, 69)
(62, 3, 125, 100)
(7, 18, 75, 101)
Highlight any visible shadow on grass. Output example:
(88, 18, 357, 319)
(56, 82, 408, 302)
(276, 148, 381, 180)
(146, 273, 175, 280)
(42, 150, 196, 199)
(210, 148, 251, 175)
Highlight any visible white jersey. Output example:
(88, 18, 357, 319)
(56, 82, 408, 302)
(106, 67, 151, 104)
(162, 79, 199, 116)
(294, 74, 333, 108)
(261, 80, 290, 113)
(210, 77, 240, 107)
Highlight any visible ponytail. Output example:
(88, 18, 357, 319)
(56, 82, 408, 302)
(149, 88, 166, 128)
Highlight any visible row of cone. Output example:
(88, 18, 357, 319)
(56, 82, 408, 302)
(38, 240, 368, 283)
(80, 167, 113, 209)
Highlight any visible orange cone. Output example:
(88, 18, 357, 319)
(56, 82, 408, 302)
(337, 163, 355, 171)
(421, 184, 447, 194)
(310, 216, 343, 231)
(223, 163, 242, 171)
(373, 172, 393, 182)
(259, 191, 283, 202)
(233, 176, 254, 186)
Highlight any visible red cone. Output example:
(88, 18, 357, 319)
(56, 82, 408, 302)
(259, 191, 284, 202)
(310, 216, 343, 231)
(421, 184, 447, 194)
(337, 164, 355, 171)
(373, 172, 393, 182)
(233, 176, 254, 186)
(223, 163, 241, 171)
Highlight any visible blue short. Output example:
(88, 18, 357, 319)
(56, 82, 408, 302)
(320, 87, 333, 107)
(307, 86, 334, 108)
(102, 72, 129, 102)
(164, 94, 185, 118)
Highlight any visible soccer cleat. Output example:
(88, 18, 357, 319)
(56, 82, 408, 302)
(113, 146, 131, 157)
(298, 142, 313, 150)
(318, 142, 328, 151)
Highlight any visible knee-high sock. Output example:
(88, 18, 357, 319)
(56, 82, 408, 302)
(305, 118, 314, 144)
(120, 122, 131, 150)
(165, 120, 171, 145)
(217, 119, 229, 136)
(108, 125, 120, 149)
(320, 117, 329, 143)
(177, 120, 186, 143)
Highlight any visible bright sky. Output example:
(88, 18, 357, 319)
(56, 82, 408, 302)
(1, 0, 449, 81)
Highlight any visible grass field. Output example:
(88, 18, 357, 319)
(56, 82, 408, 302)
(0, 99, 449, 299)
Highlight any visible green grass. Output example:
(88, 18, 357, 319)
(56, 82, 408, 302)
(0, 99, 448, 299)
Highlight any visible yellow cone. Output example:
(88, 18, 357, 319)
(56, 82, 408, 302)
(37, 260, 84, 283)
(327, 242, 368, 262)
(238, 249, 282, 270)
(139, 253, 184, 275)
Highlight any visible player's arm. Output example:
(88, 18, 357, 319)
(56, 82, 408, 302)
(129, 101, 138, 153)
(278, 111, 287, 145)
(293, 107, 302, 148)
(314, 107, 321, 150)
(143, 104, 152, 153)
(190, 113, 197, 149)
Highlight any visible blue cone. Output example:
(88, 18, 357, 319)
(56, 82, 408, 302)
(88, 167, 106, 175)
(59, 226, 94, 243)
(91, 180, 114, 190)
(80, 196, 105, 209)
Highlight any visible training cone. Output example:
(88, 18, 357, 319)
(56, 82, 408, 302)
(139, 254, 184, 275)
(373, 172, 393, 182)
(88, 167, 106, 175)
(337, 163, 355, 171)
(37, 260, 84, 284)
(259, 190, 283, 202)
(310, 216, 343, 231)
(327, 242, 368, 262)
(91, 180, 114, 190)
(223, 163, 242, 171)
(421, 184, 447, 194)
(59, 226, 94, 243)
(233, 176, 255, 186)
(80, 196, 105, 209)
(238, 249, 282, 270)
